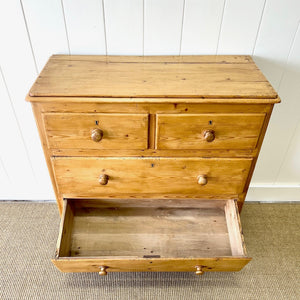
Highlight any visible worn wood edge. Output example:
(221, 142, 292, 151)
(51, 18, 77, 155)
(31, 103, 62, 214)
(41, 113, 52, 149)
(50, 156, 63, 214)
(51, 257, 251, 273)
(71, 198, 227, 209)
(52, 156, 253, 162)
(58, 194, 240, 201)
(49, 149, 258, 158)
(26, 95, 280, 103)
(240, 104, 275, 211)
(35, 102, 274, 114)
(55, 200, 68, 258)
(48, 54, 254, 64)
(224, 200, 249, 257)
(148, 114, 156, 149)
(59, 200, 75, 257)
(53, 256, 251, 262)
(253, 113, 267, 149)
(234, 201, 249, 257)
(27, 55, 53, 99)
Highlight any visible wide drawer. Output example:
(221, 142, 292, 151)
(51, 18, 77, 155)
(156, 113, 265, 150)
(52, 157, 252, 198)
(52, 199, 251, 274)
(42, 113, 149, 150)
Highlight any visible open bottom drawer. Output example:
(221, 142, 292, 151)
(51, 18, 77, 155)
(52, 199, 251, 275)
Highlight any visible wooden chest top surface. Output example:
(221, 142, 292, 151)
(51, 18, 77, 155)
(28, 55, 279, 101)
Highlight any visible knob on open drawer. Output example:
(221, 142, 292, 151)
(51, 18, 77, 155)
(99, 266, 108, 276)
(195, 266, 204, 275)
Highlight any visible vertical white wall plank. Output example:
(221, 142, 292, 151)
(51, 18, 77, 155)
(0, 68, 34, 199)
(253, 0, 300, 89)
(144, 0, 184, 55)
(276, 121, 300, 184)
(0, 157, 11, 197)
(272, 26, 300, 185)
(217, 0, 265, 54)
(181, 0, 225, 54)
(63, 0, 106, 54)
(0, 1, 54, 200)
(252, 1, 300, 185)
(104, 0, 143, 55)
(21, 0, 69, 71)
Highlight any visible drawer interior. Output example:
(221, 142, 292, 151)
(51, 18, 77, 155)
(56, 199, 247, 260)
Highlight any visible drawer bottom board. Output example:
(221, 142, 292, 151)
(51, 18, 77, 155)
(53, 199, 251, 273)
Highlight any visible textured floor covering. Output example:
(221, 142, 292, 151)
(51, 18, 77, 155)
(0, 202, 299, 300)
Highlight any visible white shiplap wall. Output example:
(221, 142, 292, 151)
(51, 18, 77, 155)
(0, 0, 299, 201)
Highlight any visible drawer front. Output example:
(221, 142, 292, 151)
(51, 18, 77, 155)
(156, 113, 265, 150)
(53, 257, 250, 273)
(52, 157, 252, 197)
(43, 113, 149, 150)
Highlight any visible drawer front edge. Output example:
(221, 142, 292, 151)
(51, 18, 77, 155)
(52, 257, 251, 273)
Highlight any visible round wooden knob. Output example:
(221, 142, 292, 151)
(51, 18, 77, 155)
(197, 175, 207, 186)
(203, 130, 215, 142)
(91, 128, 103, 142)
(99, 266, 107, 276)
(99, 174, 109, 185)
(195, 266, 204, 275)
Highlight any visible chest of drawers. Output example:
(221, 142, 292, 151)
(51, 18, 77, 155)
(27, 55, 280, 276)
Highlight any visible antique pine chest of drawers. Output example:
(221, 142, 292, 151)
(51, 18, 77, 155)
(27, 55, 280, 276)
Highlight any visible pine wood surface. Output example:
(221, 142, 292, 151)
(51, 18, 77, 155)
(37, 102, 272, 159)
(31, 103, 62, 212)
(52, 257, 250, 273)
(43, 113, 148, 150)
(156, 113, 265, 150)
(33, 101, 271, 212)
(28, 55, 279, 100)
(27, 96, 280, 104)
(52, 157, 252, 198)
(36, 102, 273, 113)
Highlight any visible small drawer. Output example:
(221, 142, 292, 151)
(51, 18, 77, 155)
(52, 199, 251, 274)
(156, 113, 265, 150)
(52, 157, 252, 198)
(42, 113, 149, 150)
